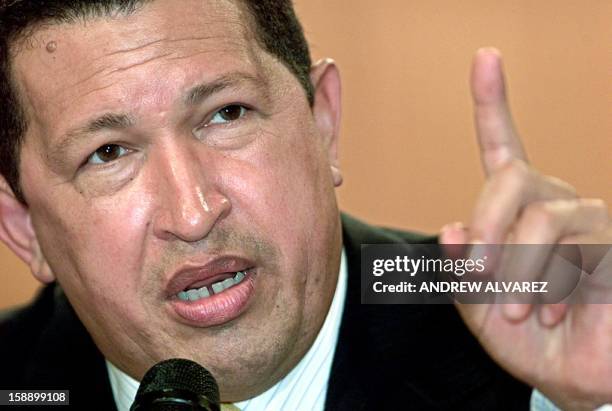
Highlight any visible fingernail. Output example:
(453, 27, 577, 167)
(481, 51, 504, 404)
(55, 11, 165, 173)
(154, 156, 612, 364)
(441, 221, 465, 232)
(477, 47, 501, 57)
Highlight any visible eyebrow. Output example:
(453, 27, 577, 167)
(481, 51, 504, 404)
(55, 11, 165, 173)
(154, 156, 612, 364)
(184, 72, 269, 106)
(85, 112, 134, 132)
(49, 112, 135, 168)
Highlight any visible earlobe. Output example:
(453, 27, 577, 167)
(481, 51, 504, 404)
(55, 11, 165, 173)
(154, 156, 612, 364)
(0, 178, 55, 283)
(30, 238, 55, 284)
(310, 58, 343, 187)
(331, 165, 343, 187)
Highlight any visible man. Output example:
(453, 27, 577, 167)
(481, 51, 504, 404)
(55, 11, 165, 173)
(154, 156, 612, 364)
(0, 0, 609, 410)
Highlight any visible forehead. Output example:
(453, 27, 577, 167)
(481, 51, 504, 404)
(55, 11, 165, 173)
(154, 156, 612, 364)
(11, 0, 262, 136)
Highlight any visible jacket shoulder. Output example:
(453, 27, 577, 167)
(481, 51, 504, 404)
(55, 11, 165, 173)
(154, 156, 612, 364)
(0, 286, 57, 368)
(0, 284, 117, 409)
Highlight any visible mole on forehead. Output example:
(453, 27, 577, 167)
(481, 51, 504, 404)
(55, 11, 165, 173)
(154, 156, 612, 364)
(46, 41, 58, 53)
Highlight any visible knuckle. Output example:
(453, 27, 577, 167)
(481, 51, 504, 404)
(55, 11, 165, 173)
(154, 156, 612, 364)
(497, 159, 530, 192)
(581, 198, 610, 226)
(543, 175, 578, 198)
(469, 211, 505, 242)
(469, 223, 493, 242)
(582, 197, 607, 210)
(521, 202, 557, 229)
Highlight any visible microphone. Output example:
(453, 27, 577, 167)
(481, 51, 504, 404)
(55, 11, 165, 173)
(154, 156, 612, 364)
(130, 358, 220, 411)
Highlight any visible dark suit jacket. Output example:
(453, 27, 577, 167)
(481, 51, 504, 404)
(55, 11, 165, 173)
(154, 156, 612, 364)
(0, 214, 531, 410)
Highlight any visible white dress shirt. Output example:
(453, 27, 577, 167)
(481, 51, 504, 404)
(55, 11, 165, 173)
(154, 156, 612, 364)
(531, 390, 611, 411)
(107, 251, 348, 411)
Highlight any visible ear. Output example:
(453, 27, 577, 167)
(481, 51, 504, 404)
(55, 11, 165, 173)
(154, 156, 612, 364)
(310, 58, 343, 187)
(0, 177, 55, 283)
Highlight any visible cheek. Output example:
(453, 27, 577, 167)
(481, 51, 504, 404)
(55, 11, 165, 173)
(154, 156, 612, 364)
(229, 125, 319, 204)
(31, 186, 153, 296)
(20, 141, 149, 291)
(222, 121, 333, 258)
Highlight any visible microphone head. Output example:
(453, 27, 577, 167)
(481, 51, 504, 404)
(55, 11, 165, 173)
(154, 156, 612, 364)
(131, 358, 220, 411)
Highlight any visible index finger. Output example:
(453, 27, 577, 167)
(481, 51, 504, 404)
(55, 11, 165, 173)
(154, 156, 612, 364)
(471, 48, 528, 175)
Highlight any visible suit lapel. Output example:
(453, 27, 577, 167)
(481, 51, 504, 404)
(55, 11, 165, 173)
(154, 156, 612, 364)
(325, 214, 431, 410)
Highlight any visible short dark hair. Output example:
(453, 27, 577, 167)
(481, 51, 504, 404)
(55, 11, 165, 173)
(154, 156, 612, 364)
(0, 0, 314, 203)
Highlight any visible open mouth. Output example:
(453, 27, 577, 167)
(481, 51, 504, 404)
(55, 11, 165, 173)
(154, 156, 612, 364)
(166, 257, 257, 327)
(176, 269, 251, 301)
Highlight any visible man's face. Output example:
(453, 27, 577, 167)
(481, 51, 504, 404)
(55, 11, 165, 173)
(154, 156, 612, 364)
(12, 0, 342, 400)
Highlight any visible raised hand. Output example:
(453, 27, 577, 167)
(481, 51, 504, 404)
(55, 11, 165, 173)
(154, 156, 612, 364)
(440, 48, 612, 410)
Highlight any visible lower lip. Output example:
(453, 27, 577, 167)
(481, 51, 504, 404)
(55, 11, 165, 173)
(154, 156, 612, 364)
(168, 270, 256, 327)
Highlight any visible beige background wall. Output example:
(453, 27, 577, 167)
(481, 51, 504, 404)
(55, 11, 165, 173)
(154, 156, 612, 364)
(1, 1, 610, 309)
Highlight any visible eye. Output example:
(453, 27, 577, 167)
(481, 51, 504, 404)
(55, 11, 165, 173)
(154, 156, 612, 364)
(207, 104, 248, 126)
(87, 144, 130, 165)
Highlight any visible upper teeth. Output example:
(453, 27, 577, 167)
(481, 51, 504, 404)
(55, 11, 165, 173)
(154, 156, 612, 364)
(177, 271, 246, 302)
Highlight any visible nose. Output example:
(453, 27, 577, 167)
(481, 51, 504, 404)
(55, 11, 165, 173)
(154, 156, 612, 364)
(151, 143, 231, 242)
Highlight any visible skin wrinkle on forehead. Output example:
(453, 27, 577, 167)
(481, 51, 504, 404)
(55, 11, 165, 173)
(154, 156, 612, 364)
(72, 37, 246, 89)
(92, 32, 245, 61)
(71, 42, 250, 101)
(64, 38, 251, 102)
